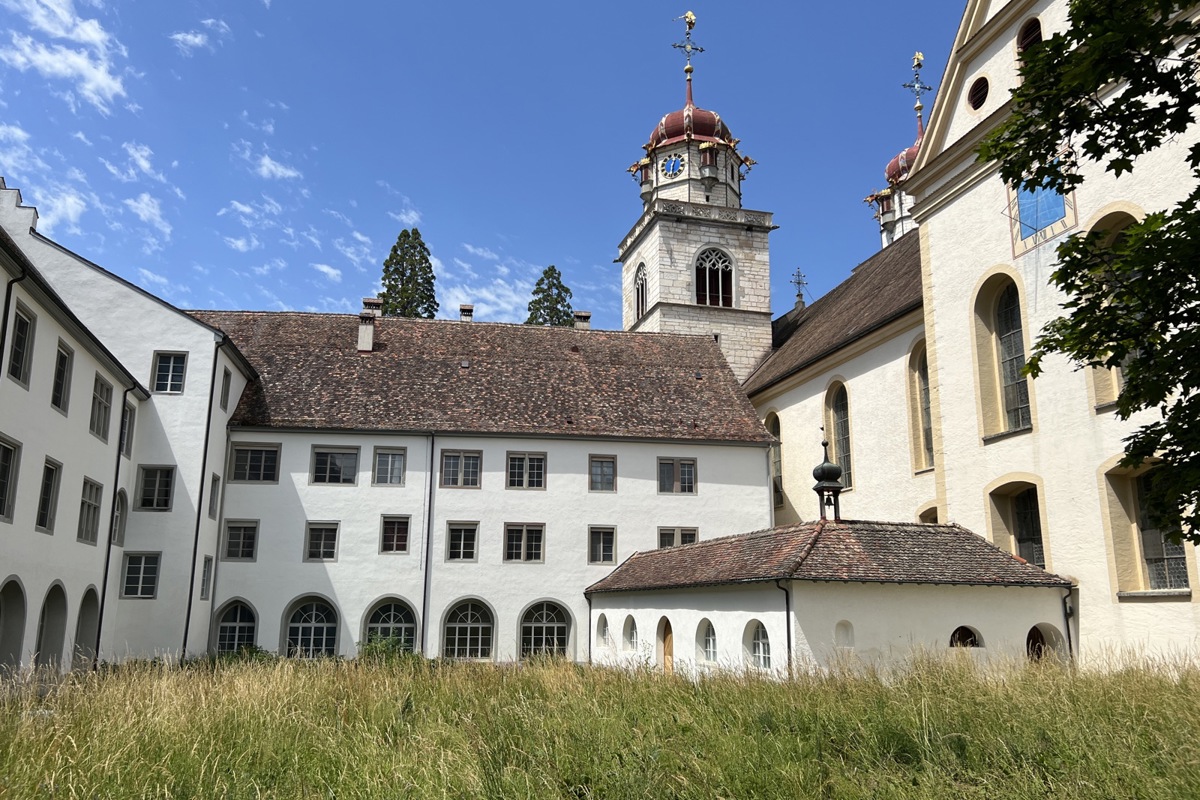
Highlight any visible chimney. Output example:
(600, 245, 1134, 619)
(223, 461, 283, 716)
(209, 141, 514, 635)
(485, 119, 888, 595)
(573, 310, 592, 330)
(460, 304, 474, 323)
(358, 297, 380, 353)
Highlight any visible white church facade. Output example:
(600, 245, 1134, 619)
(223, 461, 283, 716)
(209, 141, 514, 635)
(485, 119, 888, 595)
(1, 0, 1198, 673)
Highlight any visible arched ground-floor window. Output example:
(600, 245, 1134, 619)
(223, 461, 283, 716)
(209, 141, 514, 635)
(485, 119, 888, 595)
(444, 601, 493, 659)
(365, 600, 417, 652)
(217, 602, 257, 654)
(286, 599, 337, 657)
(521, 602, 569, 658)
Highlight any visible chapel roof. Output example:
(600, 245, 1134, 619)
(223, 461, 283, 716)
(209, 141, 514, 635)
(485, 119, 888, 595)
(742, 228, 923, 396)
(585, 518, 1073, 594)
(186, 311, 772, 443)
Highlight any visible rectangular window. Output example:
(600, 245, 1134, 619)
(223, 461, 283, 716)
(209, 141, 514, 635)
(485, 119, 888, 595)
(0, 437, 18, 522)
(200, 556, 213, 600)
(447, 523, 477, 561)
(305, 523, 339, 561)
(220, 367, 232, 411)
(35, 459, 61, 532)
(7, 306, 34, 386)
(380, 516, 410, 553)
(441, 450, 481, 488)
(1137, 473, 1189, 590)
(119, 404, 135, 458)
(658, 527, 698, 548)
(372, 448, 406, 486)
(311, 447, 358, 484)
(51, 342, 73, 412)
(507, 452, 546, 489)
(589, 455, 616, 492)
(208, 474, 220, 520)
(658, 458, 697, 494)
(152, 352, 187, 394)
(90, 374, 113, 441)
(588, 526, 615, 564)
(121, 553, 160, 598)
(78, 478, 104, 544)
(138, 466, 174, 510)
(504, 523, 544, 562)
(231, 445, 279, 482)
(223, 521, 258, 561)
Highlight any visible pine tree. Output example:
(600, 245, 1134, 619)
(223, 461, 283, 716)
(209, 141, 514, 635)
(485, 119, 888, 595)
(378, 228, 438, 319)
(525, 265, 574, 326)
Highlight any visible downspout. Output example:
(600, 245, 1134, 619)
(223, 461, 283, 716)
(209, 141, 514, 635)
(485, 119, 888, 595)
(92, 386, 132, 669)
(420, 432, 436, 656)
(179, 338, 225, 665)
(1060, 588, 1075, 660)
(775, 579, 793, 679)
(1, 271, 29, 372)
(585, 593, 593, 664)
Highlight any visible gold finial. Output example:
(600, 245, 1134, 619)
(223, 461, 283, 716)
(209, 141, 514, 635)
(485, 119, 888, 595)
(902, 51, 934, 135)
(683, 10, 696, 30)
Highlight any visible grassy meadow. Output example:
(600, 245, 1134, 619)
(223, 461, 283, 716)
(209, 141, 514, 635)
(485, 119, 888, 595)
(1, 653, 1199, 799)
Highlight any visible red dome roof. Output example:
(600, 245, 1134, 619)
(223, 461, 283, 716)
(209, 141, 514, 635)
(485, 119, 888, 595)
(647, 102, 734, 149)
(885, 141, 920, 184)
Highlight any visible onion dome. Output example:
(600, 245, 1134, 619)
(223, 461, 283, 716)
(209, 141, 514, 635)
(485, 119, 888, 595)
(885, 52, 933, 185)
(647, 96, 735, 150)
(885, 138, 921, 185)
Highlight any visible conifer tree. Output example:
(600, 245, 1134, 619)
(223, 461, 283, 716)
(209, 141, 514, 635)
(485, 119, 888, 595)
(378, 228, 438, 319)
(525, 265, 575, 326)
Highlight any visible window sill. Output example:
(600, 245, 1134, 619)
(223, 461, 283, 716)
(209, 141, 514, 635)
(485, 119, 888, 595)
(914, 467, 935, 476)
(982, 425, 1033, 445)
(1116, 589, 1192, 602)
(1094, 401, 1119, 414)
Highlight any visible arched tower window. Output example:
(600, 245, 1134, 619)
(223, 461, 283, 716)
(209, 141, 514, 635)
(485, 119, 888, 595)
(826, 384, 853, 489)
(766, 413, 783, 507)
(996, 284, 1031, 430)
(695, 248, 733, 307)
(635, 263, 648, 319)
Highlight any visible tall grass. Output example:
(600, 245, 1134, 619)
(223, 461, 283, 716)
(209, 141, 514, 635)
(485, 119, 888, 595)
(1, 653, 1199, 798)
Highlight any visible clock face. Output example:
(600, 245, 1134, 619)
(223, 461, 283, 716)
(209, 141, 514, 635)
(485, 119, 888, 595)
(661, 154, 685, 179)
(1007, 183, 1077, 257)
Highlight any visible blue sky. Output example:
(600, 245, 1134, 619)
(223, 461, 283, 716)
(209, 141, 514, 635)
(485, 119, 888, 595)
(0, 1, 967, 329)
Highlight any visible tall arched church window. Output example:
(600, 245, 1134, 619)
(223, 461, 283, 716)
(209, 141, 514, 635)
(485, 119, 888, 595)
(910, 346, 934, 469)
(996, 284, 1031, 430)
(695, 248, 733, 307)
(826, 384, 853, 489)
(635, 263, 648, 319)
(766, 413, 783, 507)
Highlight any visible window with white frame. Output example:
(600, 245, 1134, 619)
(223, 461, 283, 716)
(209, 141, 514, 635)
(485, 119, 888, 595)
(78, 478, 103, 544)
(443, 601, 493, 659)
(588, 526, 615, 564)
(311, 447, 358, 485)
(589, 455, 616, 492)
(200, 556, 213, 600)
(623, 616, 638, 651)
(521, 602, 569, 658)
(372, 447, 406, 486)
(504, 523, 544, 562)
(152, 352, 187, 394)
(305, 523, 338, 561)
(122, 553, 160, 598)
(51, 342, 72, 413)
(658, 527, 698, 548)
(447, 523, 477, 561)
(224, 521, 258, 561)
(112, 491, 127, 547)
(231, 445, 279, 482)
(119, 404, 135, 458)
(90, 375, 113, 441)
(380, 516, 410, 553)
(507, 452, 545, 489)
(7, 305, 34, 386)
(138, 466, 174, 510)
(220, 367, 232, 411)
(701, 620, 717, 663)
(287, 600, 337, 657)
(748, 622, 771, 669)
(0, 437, 17, 522)
(208, 474, 220, 520)
(441, 450, 481, 488)
(216, 602, 256, 653)
(365, 601, 416, 650)
(658, 457, 696, 494)
(35, 459, 61, 532)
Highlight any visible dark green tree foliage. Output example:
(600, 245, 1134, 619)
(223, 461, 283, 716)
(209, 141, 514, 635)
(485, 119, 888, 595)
(525, 265, 574, 326)
(378, 228, 439, 319)
(978, 1, 1200, 539)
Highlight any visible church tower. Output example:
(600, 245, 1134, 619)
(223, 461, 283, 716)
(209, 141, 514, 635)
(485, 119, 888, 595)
(865, 53, 932, 249)
(617, 13, 774, 383)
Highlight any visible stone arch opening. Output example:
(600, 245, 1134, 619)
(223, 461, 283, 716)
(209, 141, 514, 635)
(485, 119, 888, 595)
(35, 584, 68, 671)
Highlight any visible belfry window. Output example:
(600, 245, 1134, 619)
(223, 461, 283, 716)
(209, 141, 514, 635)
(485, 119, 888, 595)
(635, 263, 648, 319)
(695, 248, 733, 307)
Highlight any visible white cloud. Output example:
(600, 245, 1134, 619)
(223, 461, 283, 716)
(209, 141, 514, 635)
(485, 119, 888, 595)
(0, 31, 125, 113)
(333, 237, 371, 270)
(351, 230, 371, 245)
(323, 208, 351, 226)
(312, 262, 341, 283)
(389, 206, 421, 226)
(99, 157, 135, 181)
(137, 267, 169, 287)
(122, 191, 171, 237)
(239, 110, 274, 135)
(201, 18, 231, 36)
(0, 123, 49, 180)
(169, 31, 207, 55)
(255, 153, 300, 179)
(35, 185, 90, 234)
(440, 276, 532, 323)
(223, 233, 261, 252)
(71, 130, 91, 145)
(122, 141, 164, 180)
(250, 257, 286, 276)
(462, 243, 500, 261)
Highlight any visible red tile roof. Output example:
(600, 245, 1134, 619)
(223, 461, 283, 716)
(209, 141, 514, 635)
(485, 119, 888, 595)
(186, 311, 772, 443)
(585, 519, 1072, 593)
(743, 229, 923, 396)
